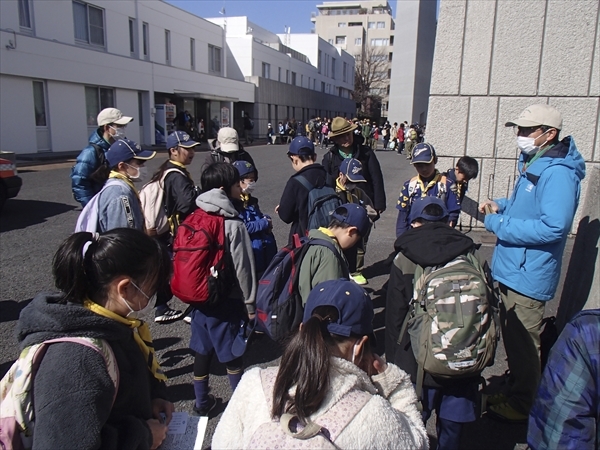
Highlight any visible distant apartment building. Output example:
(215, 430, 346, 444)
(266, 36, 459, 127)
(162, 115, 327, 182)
(311, 0, 395, 120)
(207, 16, 356, 132)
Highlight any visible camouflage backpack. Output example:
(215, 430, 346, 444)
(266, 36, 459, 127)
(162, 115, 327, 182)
(399, 251, 499, 399)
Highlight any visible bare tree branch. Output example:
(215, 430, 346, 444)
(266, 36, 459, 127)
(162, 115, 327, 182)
(352, 46, 390, 117)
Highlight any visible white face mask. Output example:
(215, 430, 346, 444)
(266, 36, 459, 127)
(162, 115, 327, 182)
(110, 126, 127, 140)
(125, 163, 147, 182)
(517, 129, 549, 155)
(120, 280, 156, 320)
(243, 181, 256, 194)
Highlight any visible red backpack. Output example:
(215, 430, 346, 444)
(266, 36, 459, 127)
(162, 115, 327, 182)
(171, 209, 235, 305)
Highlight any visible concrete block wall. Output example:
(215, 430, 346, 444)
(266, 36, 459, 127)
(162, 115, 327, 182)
(427, 0, 600, 231)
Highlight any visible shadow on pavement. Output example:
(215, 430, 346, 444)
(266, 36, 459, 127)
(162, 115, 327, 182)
(0, 360, 16, 379)
(0, 199, 77, 232)
(0, 298, 33, 323)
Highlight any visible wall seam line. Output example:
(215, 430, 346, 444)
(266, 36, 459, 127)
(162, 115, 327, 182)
(487, 0, 499, 96)
(587, 1, 600, 97)
(458, 0, 469, 96)
(537, 0, 550, 98)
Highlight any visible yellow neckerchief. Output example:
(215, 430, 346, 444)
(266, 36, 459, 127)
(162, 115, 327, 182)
(240, 192, 251, 208)
(335, 178, 354, 203)
(108, 171, 139, 199)
(417, 171, 443, 197)
(169, 160, 193, 181)
(83, 299, 167, 381)
(318, 227, 336, 239)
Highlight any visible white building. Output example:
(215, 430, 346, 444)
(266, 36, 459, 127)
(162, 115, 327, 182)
(207, 16, 356, 133)
(311, 0, 395, 119)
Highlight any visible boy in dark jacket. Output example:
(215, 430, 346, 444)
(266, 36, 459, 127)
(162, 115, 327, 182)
(395, 143, 460, 237)
(322, 117, 386, 215)
(277, 136, 331, 242)
(386, 197, 485, 450)
(202, 127, 257, 180)
(232, 160, 277, 276)
(444, 156, 479, 209)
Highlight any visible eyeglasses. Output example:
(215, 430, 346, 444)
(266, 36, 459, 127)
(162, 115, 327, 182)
(513, 126, 541, 136)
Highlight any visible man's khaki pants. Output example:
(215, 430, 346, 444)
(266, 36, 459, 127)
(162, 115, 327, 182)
(499, 283, 545, 414)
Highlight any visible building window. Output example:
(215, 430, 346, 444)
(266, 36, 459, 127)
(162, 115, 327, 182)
(390, 35, 394, 45)
(278, 67, 282, 82)
(331, 58, 336, 79)
(291, 72, 297, 85)
(321, 81, 325, 93)
(73, 1, 105, 47)
(208, 44, 221, 73)
(337, 22, 346, 27)
(318, 50, 322, 74)
(377, 21, 385, 29)
(142, 22, 149, 58)
(301, 74, 304, 87)
(190, 38, 196, 69)
(367, 21, 375, 29)
(128, 18, 136, 56)
(370, 38, 389, 46)
(349, 22, 361, 27)
(137, 92, 144, 126)
(18, 0, 32, 29)
(335, 36, 346, 45)
(85, 86, 114, 124)
(32, 81, 46, 126)
(355, 37, 362, 46)
(165, 30, 171, 65)
(343, 61, 348, 82)
(286, 70, 290, 84)
(262, 62, 270, 79)
(389, 52, 393, 61)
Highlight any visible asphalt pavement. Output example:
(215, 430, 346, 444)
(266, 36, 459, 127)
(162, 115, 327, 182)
(0, 141, 573, 449)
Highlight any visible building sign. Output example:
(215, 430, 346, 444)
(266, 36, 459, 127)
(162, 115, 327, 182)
(220, 106, 230, 127)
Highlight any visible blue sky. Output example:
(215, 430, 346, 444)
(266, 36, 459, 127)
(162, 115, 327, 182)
(166, 0, 397, 35)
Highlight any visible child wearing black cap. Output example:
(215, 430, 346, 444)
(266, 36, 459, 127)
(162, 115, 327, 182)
(277, 136, 332, 242)
(336, 158, 379, 285)
(297, 203, 372, 305)
(395, 142, 460, 237)
(387, 196, 489, 449)
(232, 160, 277, 276)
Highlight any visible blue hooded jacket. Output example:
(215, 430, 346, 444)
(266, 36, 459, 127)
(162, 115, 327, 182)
(71, 130, 111, 206)
(485, 136, 586, 301)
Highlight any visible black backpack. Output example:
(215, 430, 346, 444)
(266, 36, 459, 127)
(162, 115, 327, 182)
(255, 235, 349, 342)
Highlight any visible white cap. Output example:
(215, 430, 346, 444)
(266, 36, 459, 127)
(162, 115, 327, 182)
(505, 104, 562, 130)
(217, 127, 239, 153)
(97, 108, 134, 126)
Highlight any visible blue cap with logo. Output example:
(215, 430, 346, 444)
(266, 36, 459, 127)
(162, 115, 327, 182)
(331, 203, 371, 237)
(166, 131, 200, 150)
(408, 196, 449, 223)
(232, 160, 256, 178)
(411, 143, 436, 164)
(339, 158, 366, 183)
(288, 136, 316, 156)
(105, 139, 156, 168)
(303, 279, 373, 337)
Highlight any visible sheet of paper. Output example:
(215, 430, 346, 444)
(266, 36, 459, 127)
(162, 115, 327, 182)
(159, 413, 209, 450)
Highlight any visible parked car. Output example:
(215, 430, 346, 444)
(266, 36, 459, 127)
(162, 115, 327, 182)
(0, 152, 22, 211)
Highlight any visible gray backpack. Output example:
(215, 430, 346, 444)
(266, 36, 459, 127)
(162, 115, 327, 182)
(399, 252, 499, 398)
(248, 368, 370, 449)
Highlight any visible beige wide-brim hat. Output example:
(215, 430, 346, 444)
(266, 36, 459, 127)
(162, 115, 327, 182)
(328, 117, 358, 138)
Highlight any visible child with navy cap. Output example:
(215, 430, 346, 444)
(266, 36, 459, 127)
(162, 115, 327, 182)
(336, 158, 379, 285)
(212, 279, 428, 449)
(297, 203, 372, 305)
(232, 160, 277, 276)
(387, 195, 488, 449)
(277, 136, 332, 242)
(395, 142, 460, 237)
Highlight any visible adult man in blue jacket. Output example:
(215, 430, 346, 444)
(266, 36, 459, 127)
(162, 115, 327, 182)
(479, 104, 586, 423)
(71, 108, 133, 206)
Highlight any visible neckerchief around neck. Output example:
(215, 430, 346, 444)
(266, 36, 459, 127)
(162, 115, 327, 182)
(418, 171, 443, 196)
(83, 299, 166, 381)
(108, 171, 138, 198)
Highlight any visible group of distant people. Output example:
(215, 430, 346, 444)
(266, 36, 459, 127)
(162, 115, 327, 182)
(3, 103, 596, 450)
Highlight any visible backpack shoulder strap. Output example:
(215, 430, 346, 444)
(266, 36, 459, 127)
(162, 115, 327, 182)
(295, 175, 313, 191)
(36, 337, 119, 406)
